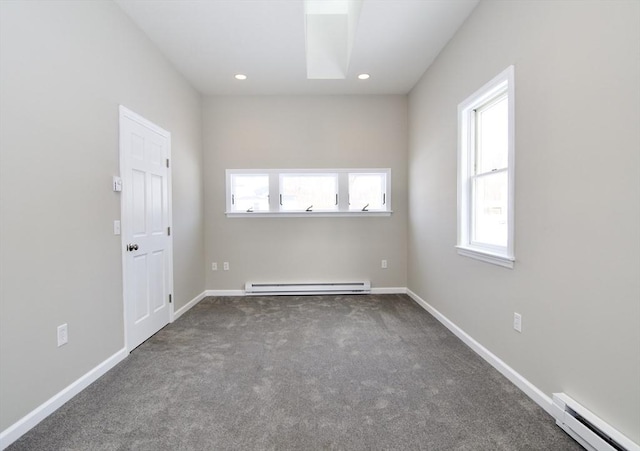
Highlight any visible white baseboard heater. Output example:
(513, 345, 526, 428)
(552, 393, 638, 451)
(245, 281, 371, 296)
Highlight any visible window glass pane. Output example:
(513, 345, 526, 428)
(476, 94, 508, 174)
(472, 171, 508, 247)
(349, 173, 386, 211)
(231, 174, 269, 212)
(280, 174, 338, 211)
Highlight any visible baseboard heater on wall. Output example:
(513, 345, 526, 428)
(551, 393, 638, 451)
(244, 281, 371, 296)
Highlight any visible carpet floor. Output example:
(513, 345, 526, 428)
(9, 294, 582, 450)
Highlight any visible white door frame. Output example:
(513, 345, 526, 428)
(119, 105, 174, 352)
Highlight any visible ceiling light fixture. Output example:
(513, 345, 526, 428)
(234, 74, 247, 80)
(358, 73, 370, 80)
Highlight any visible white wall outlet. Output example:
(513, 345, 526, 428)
(211, 262, 218, 271)
(381, 259, 388, 269)
(57, 323, 68, 347)
(513, 313, 522, 332)
(113, 220, 121, 235)
(223, 262, 229, 271)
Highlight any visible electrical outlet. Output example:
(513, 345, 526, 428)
(57, 323, 68, 347)
(223, 262, 229, 271)
(381, 259, 388, 269)
(513, 313, 522, 332)
(211, 262, 217, 271)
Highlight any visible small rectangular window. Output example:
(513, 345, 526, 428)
(349, 173, 386, 211)
(280, 173, 338, 212)
(229, 174, 269, 212)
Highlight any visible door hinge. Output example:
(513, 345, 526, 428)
(169, 294, 172, 304)
(166, 158, 170, 168)
(167, 226, 171, 236)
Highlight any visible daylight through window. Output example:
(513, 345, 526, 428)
(226, 168, 391, 217)
(457, 66, 515, 268)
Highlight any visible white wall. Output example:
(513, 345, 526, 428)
(408, 0, 639, 443)
(203, 96, 408, 290)
(0, 0, 204, 431)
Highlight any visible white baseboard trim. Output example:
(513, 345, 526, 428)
(205, 289, 245, 297)
(406, 288, 553, 416)
(204, 288, 408, 297)
(173, 291, 207, 320)
(0, 347, 128, 450)
(1, 289, 562, 450)
(371, 287, 407, 294)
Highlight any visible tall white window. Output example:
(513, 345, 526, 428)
(457, 66, 515, 268)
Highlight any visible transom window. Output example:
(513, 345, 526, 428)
(457, 66, 515, 268)
(280, 173, 338, 212)
(226, 168, 391, 217)
(349, 173, 387, 212)
(229, 174, 270, 212)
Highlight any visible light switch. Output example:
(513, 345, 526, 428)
(112, 176, 122, 192)
(114, 220, 121, 235)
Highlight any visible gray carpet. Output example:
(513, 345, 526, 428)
(9, 294, 582, 450)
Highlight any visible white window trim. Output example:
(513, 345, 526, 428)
(226, 168, 392, 218)
(457, 65, 515, 268)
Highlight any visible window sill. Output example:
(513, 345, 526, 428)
(226, 211, 392, 218)
(456, 246, 514, 269)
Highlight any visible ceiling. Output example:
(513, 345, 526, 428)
(115, 0, 479, 96)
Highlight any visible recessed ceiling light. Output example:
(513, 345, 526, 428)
(358, 73, 370, 80)
(234, 74, 247, 80)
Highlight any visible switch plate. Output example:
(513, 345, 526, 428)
(112, 176, 122, 192)
(57, 324, 68, 347)
(223, 262, 229, 271)
(113, 220, 121, 235)
(513, 313, 522, 332)
(211, 262, 217, 271)
(381, 259, 388, 269)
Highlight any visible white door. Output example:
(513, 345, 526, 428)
(119, 106, 173, 351)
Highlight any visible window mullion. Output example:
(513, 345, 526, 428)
(338, 173, 349, 212)
(269, 171, 279, 212)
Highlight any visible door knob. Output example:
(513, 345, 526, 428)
(127, 244, 139, 252)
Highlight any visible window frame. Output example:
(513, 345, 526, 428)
(225, 168, 391, 217)
(457, 66, 515, 268)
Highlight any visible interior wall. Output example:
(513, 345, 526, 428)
(203, 96, 408, 290)
(0, 0, 204, 431)
(408, 0, 639, 443)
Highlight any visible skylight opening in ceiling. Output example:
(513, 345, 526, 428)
(304, 0, 363, 79)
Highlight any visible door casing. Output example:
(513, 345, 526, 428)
(119, 105, 174, 352)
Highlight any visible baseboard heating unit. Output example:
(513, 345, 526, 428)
(244, 281, 371, 296)
(551, 393, 638, 451)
